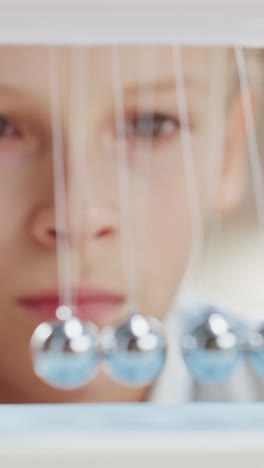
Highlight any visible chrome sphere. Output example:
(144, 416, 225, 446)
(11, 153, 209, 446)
(247, 324, 264, 380)
(31, 317, 99, 389)
(181, 309, 243, 384)
(101, 314, 167, 386)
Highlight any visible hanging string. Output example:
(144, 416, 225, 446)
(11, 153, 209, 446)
(49, 48, 73, 319)
(111, 46, 138, 314)
(111, 46, 160, 317)
(132, 46, 158, 307)
(172, 46, 204, 265)
(207, 48, 228, 203)
(200, 48, 228, 286)
(68, 46, 90, 308)
(235, 47, 264, 232)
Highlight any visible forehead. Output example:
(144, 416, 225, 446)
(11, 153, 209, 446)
(0, 46, 212, 90)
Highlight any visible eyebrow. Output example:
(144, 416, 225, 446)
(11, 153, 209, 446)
(0, 83, 50, 113)
(124, 76, 207, 94)
(0, 83, 31, 100)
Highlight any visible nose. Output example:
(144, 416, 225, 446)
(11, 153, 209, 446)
(30, 205, 58, 248)
(30, 197, 117, 250)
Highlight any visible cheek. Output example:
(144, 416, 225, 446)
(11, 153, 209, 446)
(131, 169, 194, 317)
(0, 182, 29, 244)
(150, 173, 193, 266)
(0, 177, 34, 239)
(0, 183, 32, 290)
(0, 155, 53, 244)
(0, 166, 51, 288)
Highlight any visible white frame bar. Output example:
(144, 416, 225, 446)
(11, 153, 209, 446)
(0, 0, 264, 46)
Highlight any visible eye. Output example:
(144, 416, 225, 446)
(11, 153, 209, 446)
(0, 116, 19, 139)
(124, 113, 180, 140)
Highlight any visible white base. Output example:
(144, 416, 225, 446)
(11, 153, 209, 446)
(1, 432, 264, 468)
(0, 404, 263, 468)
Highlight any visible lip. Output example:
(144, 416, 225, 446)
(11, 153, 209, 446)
(17, 288, 125, 325)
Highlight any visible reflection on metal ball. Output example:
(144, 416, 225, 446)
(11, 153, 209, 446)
(247, 325, 264, 380)
(181, 309, 243, 384)
(101, 314, 167, 386)
(30, 317, 99, 389)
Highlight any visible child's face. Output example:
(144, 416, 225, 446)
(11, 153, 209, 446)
(0, 46, 246, 403)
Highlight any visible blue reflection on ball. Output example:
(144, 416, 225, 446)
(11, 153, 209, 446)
(181, 308, 244, 384)
(102, 315, 167, 386)
(31, 319, 99, 389)
(247, 326, 264, 380)
(183, 349, 242, 384)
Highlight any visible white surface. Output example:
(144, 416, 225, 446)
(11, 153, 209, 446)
(1, 432, 264, 468)
(0, 0, 264, 45)
(0, 404, 264, 467)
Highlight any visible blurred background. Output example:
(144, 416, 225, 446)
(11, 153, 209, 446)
(189, 49, 264, 320)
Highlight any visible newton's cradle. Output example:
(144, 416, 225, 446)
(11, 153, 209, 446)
(1, 0, 264, 467)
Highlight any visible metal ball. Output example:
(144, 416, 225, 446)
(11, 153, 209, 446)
(181, 308, 243, 384)
(30, 318, 99, 389)
(247, 324, 264, 379)
(101, 314, 167, 386)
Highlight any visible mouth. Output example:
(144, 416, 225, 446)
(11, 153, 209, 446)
(17, 288, 125, 326)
